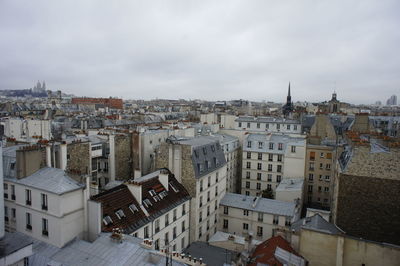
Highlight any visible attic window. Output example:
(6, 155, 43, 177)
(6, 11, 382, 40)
(10, 163, 15, 170)
(216, 144, 220, 150)
(198, 163, 204, 173)
(194, 150, 199, 158)
(115, 209, 125, 219)
(143, 199, 152, 208)
(202, 147, 207, 155)
(129, 204, 138, 213)
(103, 216, 113, 226)
(211, 145, 215, 152)
(153, 195, 161, 202)
(149, 190, 157, 197)
(169, 182, 179, 192)
(159, 191, 168, 199)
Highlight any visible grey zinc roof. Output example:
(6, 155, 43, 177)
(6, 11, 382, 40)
(27, 233, 185, 266)
(183, 241, 236, 266)
(220, 193, 296, 217)
(7, 167, 84, 195)
(291, 214, 343, 235)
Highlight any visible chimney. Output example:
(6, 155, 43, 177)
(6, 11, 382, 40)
(134, 169, 141, 179)
(159, 172, 169, 191)
(127, 181, 142, 203)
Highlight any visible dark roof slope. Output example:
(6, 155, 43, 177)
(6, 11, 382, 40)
(291, 214, 343, 235)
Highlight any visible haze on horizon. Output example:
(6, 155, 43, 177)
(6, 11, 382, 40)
(0, 0, 399, 104)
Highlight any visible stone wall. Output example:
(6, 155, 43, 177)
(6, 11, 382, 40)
(67, 141, 90, 175)
(114, 134, 132, 180)
(335, 173, 400, 245)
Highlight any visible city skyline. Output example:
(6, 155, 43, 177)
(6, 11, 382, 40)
(0, 1, 399, 104)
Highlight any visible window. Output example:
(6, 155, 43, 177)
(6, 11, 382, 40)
(215, 200, 218, 210)
(243, 210, 249, 216)
(165, 213, 170, 226)
(268, 154, 273, 161)
(26, 213, 32, 230)
(199, 226, 202, 238)
(173, 209, 177, 221)
(324, 187, 330, 192)
(257, 173, 262, 180)
(11, 208, 16, 220)
(202, 147, 207, 155)
(285, 217, 291, 226)
(199, 196, 203, 207)
(246, 162, 251, 169)
(257, 226, 263, 236)
(268, 164, 272, 172)
(103, 215, 113, 226)
(238, 122, 242, 127)
(258, 212, 263, 222)
(257, 163, 262, 170)
(208, 176, 211, 187)
(207, 206, 210, 216)
(257, 123, 260, 128)
(269, 143, 274, 150)
(318, 186, 322, 192)
(144, 226, 149, 238)
(246, 171, 250, 179)
(277, 154, 283, 162)
(258, 142, 263, 149)
(319, 175, 323, 180)
(267, 174, 272, 182)
(115, 209, 125, 219)
(309, 162, 315, 171)
(215, 186, 218, 197)
(3, 183, 8, 198)
(4, 206, 8, 222)
(11, 185, 15, 200)
(256, 183, 261, 190)
(181, 237, 185, 249)
(216, 172, 219, 182)
(129, 204, 138, 213)
(277, 165, 282, 173)
(155, 239, 160, 250)
(258, 153, 262, 160)
(247, 122, 251, 128)
(155, 219, 160, 233)
(310, 152, 315, 160)
(143, 199, 152, 208)
(182, 220, 186, 232)
(273, 215, 279, 225)
(245, 191, 250, 196)
(308, 185, 313, 192)
(277, 124, 280, 130)
(278, 143, 283, 150)
(42, 218, 49, 236)
(291, 146, 296, 153)
(276, 175, 281, 182)
(246, 182, 250, 189)
(25, 189, 32, 205)
(327, 153, 332, 159)
(182, 204, 186, 215)
(320, 163, 323, 169)
(309, 174, 314, 181)
(200, 180, 203, 192)
(247, 152, 251, 159)
(223, 219, 228, 229)
(294, 125, 298, 130)
(224, 206, 228, 214)
(325, 175, 330, 181)
(267, 184, 272, 190)
(41, 194, 48, 211)
(173, 226, 177, 239)
(266, 123, 269, 129)
(164, 232, 169, 245)
(326, 164, 331, 170)
(243, 223, 249, 230)
(320, 152, 324, 158)
(247, 141, 252, 148)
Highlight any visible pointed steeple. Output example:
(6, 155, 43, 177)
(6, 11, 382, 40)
(288, 82, 291, 97)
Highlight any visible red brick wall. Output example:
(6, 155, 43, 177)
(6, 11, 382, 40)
(72, 97, 123, 109)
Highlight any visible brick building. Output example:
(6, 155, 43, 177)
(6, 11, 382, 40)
(71, 97, 123, 109)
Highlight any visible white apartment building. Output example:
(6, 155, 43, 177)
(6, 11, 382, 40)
(235, 116, 302, 135)
(89, 169, 191, 253)
(4, 167, 86, 248)
(155, 136, 227, 243)
(242, 133, 306, 197)
(218, 193, 300, 241)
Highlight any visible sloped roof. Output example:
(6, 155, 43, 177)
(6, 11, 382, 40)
(291, 214, 343, 235)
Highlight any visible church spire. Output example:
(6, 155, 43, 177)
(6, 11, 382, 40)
(288, 82, 291, 97)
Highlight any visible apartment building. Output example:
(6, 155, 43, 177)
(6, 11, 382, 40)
(241, 133, 306, 197)
(2, 118, 52, 141)
(155, 136, 227, 243)
(304, 143, 336, 208)
(218, 193, 300, 241)
(89, 169, 191, 252)
(234, 116, 302, 135)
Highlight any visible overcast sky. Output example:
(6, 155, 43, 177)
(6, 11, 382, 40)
(0, 1, 399, 104)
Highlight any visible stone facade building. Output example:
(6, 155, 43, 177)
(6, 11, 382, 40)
(155, 136, 227, 243)
(241, 133, 306, 197)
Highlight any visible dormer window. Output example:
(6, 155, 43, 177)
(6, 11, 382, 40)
(194, 150, 199, 158)
(143, 199, 152, 208)
(103, 215, 113, 226)
(149, 190, 156, 197)
(159, 191, 168, 199)
(153, 195, 161, 202)
(115, 209, 125, 219)
(203, 147, 207, 155)
(129, 204, 138, 213)
(211, 145, 215, 152)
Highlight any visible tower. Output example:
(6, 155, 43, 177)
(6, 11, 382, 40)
(282, 82, 294, 117)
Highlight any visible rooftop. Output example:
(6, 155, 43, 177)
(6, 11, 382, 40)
(183, 241, 236, 266)
(5, 167, 84, 195)
(220, 193, 296, 217)
(276, 178, 304, 192)
(291, 214, 343, 235)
